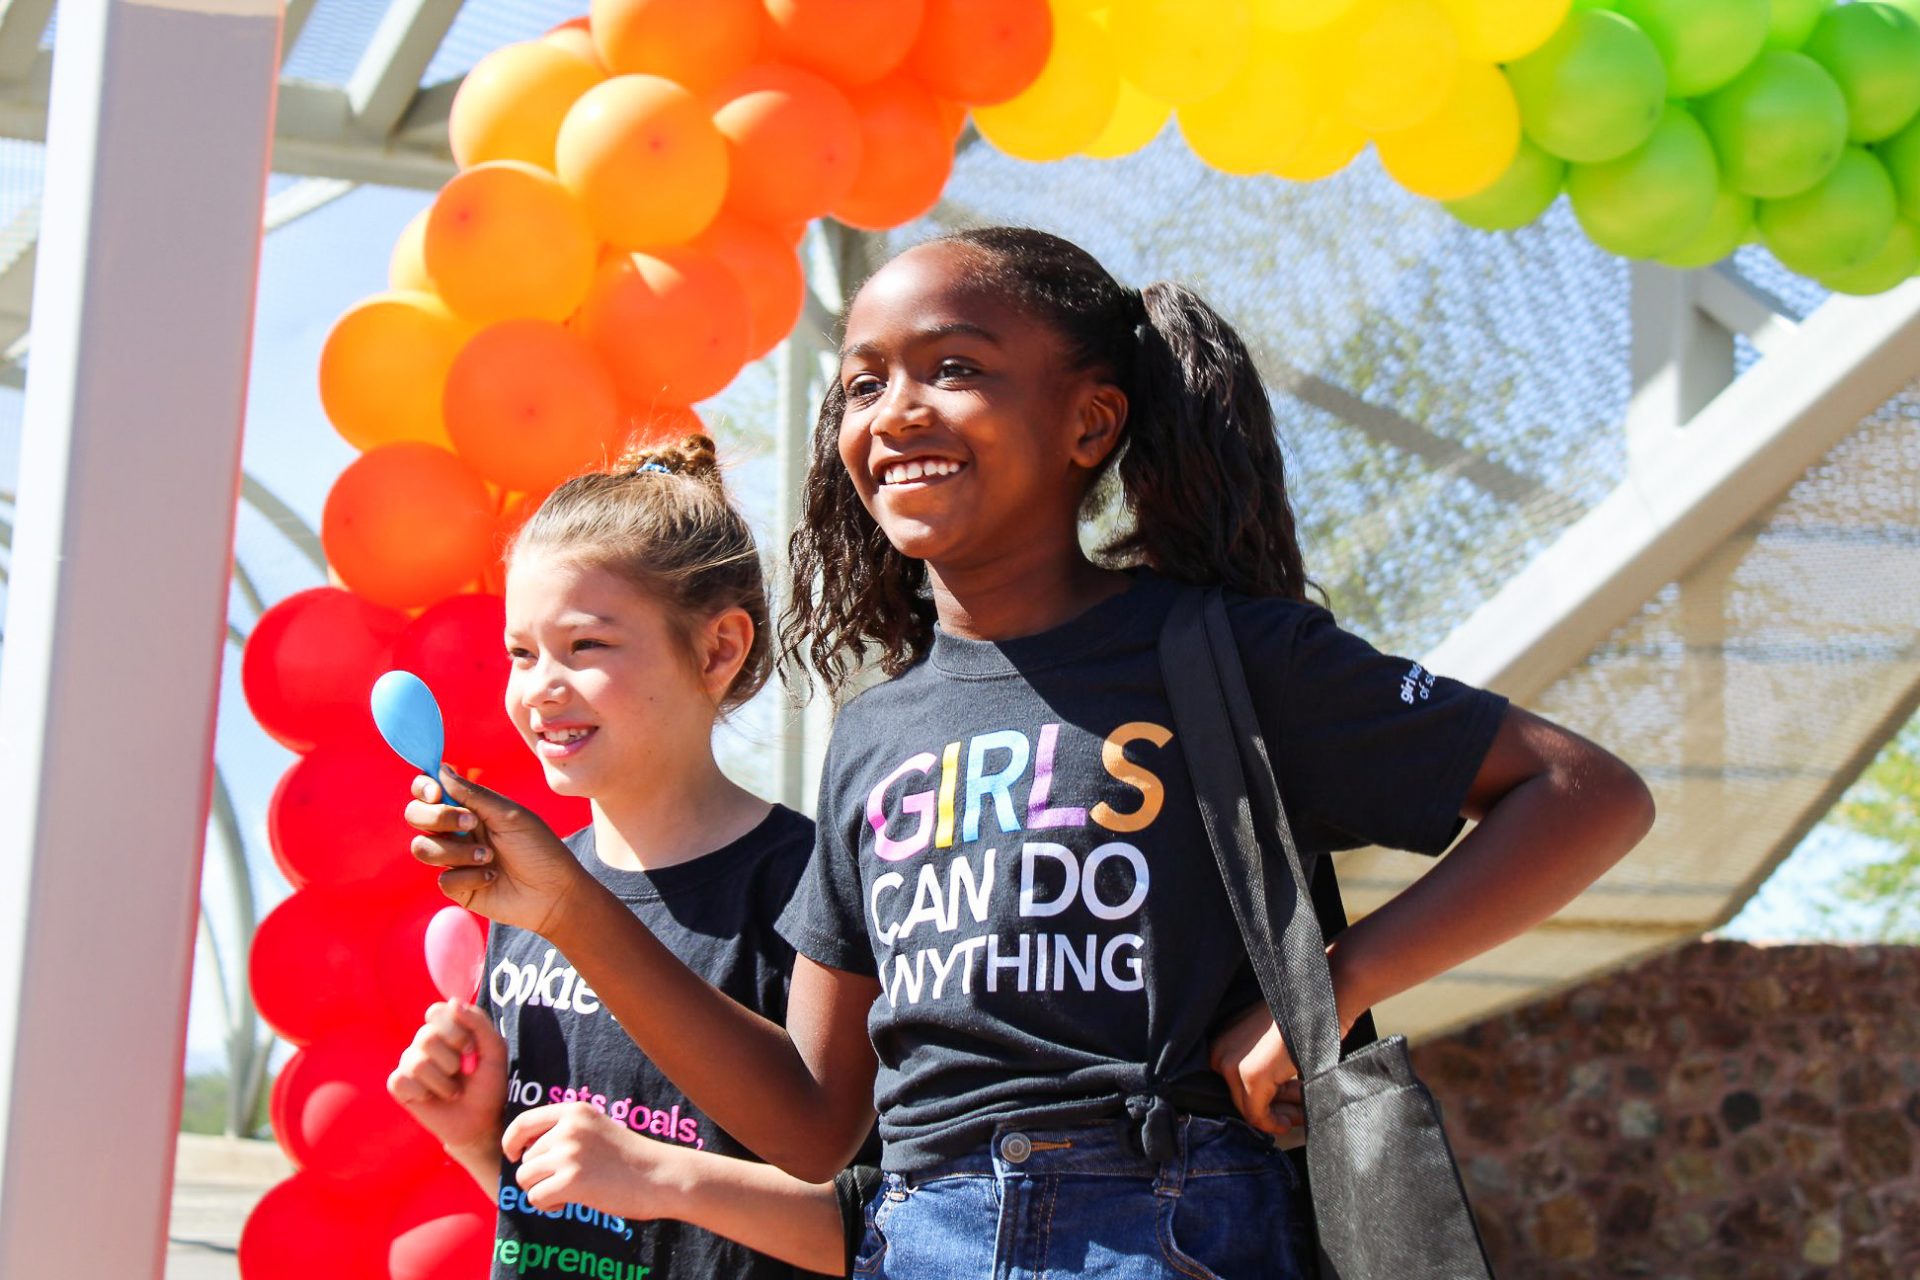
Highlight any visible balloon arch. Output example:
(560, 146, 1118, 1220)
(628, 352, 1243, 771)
(237, 0, 1920, 1273)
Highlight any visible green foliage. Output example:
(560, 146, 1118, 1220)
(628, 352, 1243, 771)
(178, 1071, 232, 1137)
(1825, 714, 1920, 942)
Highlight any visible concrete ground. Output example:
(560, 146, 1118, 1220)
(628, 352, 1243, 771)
(167, 1135, 289, 1280)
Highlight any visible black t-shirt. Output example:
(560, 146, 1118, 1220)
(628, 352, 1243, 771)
(480, 805, 832, 1280)
(777, 571, 1508, 1173)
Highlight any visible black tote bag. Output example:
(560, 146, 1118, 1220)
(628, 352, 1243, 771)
(1158, 588, 1496, 1280)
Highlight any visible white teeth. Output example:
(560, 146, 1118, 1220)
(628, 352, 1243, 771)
(882, 459, 961, 485)
(541, 727, 591, 743)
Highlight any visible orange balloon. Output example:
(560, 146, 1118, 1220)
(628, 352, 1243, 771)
(590, 0, 763, 94)
(319, 292, 465, 452)
(443, 320, 622, 491)
(765, 0, 924, 87)
(483, 488, 550, 594)
(906, 0, 1052, 105)
(322, 445, 497, 610)
(575, 249, 751, 406)
(692, 213, 805, 359)
(833, 74, 955, 229)
(388, 210, 431, 292)
(556, 75, 730, 248)
(712, 65, 864, 225)
(450, 40, 604, 171)
(542, 17, 606, 70)
(423, 161, 597, 325)
(936, 96, 969, 140)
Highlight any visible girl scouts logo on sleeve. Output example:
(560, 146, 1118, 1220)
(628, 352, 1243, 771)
(860, 722, 1169, 1006)
(1401, 662, 1436, 704)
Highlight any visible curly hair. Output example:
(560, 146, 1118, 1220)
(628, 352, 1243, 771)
(781, 227, 1312, 700)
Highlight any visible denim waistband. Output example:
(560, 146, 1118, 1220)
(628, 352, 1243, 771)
(898, 1114, 1281, 1187)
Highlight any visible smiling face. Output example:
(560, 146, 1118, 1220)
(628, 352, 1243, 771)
(502, 548, 724, 802)
(835, 241, 1128, 573)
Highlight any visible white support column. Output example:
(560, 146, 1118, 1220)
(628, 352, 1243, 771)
(1625, 261, 1736, 470)
(0, 1, 280, 1276)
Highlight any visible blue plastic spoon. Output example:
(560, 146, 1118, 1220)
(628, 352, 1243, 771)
(370, 670, 462, 809)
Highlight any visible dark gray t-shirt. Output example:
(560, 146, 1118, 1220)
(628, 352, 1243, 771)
(480, 807, 834, 1280)
(778, 572, 1507, 1172)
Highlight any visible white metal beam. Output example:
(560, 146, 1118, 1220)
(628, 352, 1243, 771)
(343, 0, 463, 140)
(0, 1, 281, 1276)
(1426, 279, 1920, 702)
(0, 55, 457, 189)
(0, 0, 54, 83)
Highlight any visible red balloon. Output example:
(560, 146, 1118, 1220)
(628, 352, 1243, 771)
(242, 588, 407, 753)
(379, 891, 473, 1033)
(712, 64, 865, 225)
(249, 888, 386, 1046)
(483, 490, 552, 596)
(240, 1172, 386, 1280)
(387, 1163, 497, 1280)
(269, 742, 430, 896)
(393, 593, 526, 768)
(468, 747, 593, 839)
(834, 73, 955, 230)
(906, 0, 1052, 106)
(273, 1030, 443, 1191)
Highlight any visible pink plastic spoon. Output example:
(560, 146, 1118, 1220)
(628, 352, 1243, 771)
(424, 905, 487, 1074)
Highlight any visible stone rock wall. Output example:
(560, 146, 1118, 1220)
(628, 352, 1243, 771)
(1408, 940, 1919, 1279)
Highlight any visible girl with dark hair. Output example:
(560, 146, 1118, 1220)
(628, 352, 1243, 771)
(409, 229, 1654, 1277)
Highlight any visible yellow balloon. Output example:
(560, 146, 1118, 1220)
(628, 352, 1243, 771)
(1108, 0, 1255, 105)
(1254, 0, 1360, 32)
(974, 10, 1120, 162)
(1179, 46, 1319, 174)
(1325, 0, 1460, 134)
(1437, 0, 1572, 63)
(388, 209, 431, 293)
(1084, 79, 1173, 159)
(1374, 60, 1521, 199)
(1270, 113, 1368, 179)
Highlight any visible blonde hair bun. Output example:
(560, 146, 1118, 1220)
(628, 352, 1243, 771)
(619, 433, 722, 488)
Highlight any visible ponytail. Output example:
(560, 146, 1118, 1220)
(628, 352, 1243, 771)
(1106, 280, 1309, 601)
(780, 226, 1312, 701)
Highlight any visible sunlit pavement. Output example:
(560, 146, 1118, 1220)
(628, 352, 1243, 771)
(167, 1136, 288, 1280)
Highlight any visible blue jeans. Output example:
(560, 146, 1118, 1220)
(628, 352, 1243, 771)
(854, 1115, 1309, 1279)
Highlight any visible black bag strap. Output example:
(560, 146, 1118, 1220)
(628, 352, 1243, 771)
(1159, 587, 1343, 1080)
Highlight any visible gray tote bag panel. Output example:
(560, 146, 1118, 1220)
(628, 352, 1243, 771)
(1158, 588, 1495, 1280)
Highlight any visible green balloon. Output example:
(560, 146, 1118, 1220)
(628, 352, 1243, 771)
(1819, 218, 1920, 295)
(1879, 113, 1920, 221)
(1881, 0, 1920, 27)
(1444, 139, 1567, 231)
(1657, 189, 1756, 268)
(1802, 4, 1920, 143)
(1507, 11, 1667, 164)
(1765, 0, 1827, 50)
(1569, 104, 1721, 259)
(1759, 145, 1899, 277)
(1699, 51, 1849, 198)
(1610, 0, 1769, 98)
